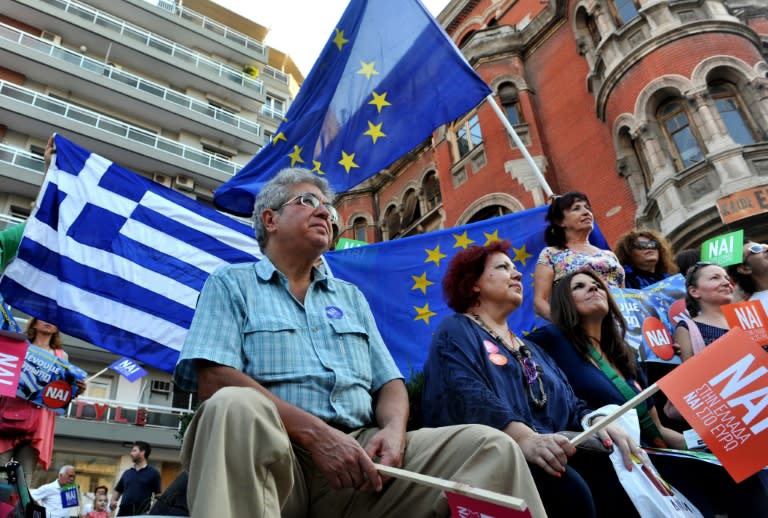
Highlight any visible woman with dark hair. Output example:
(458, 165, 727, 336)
(529, 270, 684, 449)
(674, 263, 732, 361)
(533, 192, 624, 319)
(614, 230, 678, 289)
(673, 249, 699, 278)
(0, 319, 68, 477)
(422, 241, 639, 518)
(534, 269, 768, 517)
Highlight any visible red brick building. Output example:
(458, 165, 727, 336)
(334, 0, 768, 250)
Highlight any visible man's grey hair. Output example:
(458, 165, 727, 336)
(59, 465, 75, 476)
(252, 168, 335, 248)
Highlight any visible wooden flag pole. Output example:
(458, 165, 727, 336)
(375, 463, 528, 511)
(84, 367, 110, 384)
(485, 94, 554, 199)
(569, 383, 660, 446)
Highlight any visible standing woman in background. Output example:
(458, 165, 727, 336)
(0, 319, 68, 478)
(614, 230, 677, 289)
(533, 192, 625, 320)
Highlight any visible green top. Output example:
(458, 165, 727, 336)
(0, 222, 25, 271)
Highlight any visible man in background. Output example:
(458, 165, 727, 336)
(110, 441, 161, 516)
(30, 464, 76, 518)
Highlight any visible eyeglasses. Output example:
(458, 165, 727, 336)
(278, 192, 339, 223)
(685, 261, 714, 278)
(632, 240, 660, 250)
(745, 243, 767, 260)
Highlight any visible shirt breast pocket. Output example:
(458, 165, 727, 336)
(243, 317, 301, 378)
(328, 319, 372, 385)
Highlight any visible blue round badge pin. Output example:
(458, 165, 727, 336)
(325, 306, 344, 319)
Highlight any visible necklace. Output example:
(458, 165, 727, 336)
(469, 313, 547, 408)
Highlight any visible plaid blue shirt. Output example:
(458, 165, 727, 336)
(174, 257, 403, 428)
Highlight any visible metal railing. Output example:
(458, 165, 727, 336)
(0, 142, 45, 174)
(64, 395, 195, 430)
(0, 80, 243, 175)
(0, 23, 261, 137)
(262, 66, 290, 85)
(39, 0, 263, 94)
(260, 104, 286, 120)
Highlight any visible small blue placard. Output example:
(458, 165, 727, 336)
(60, 484, 78, 508)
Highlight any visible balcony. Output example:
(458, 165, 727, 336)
(0, 23, 262, 151)
(261, 104, 286, 120)
(0, 80, 243, 180)
(6, 0, 265, 108)
(0, 143, 45, 198)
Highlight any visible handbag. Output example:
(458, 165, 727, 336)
(0, 397, 40, 436)
(556, 430, 613, 455)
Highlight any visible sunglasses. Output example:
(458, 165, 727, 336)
(278, 192, 339, 223)
(632, 240, 659, 250)
(745, 243, 767, 260)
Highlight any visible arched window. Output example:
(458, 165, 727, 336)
(499, 83, 524, 126)
(709, 82, 755, 146)
(401, 190, 422, 229)
(384, 206, 400, 240)
(423, 172, 441, 211)
(610, 0, 639, 26)
(455, 114, 483, 158)
(657, 99, 705, 170)
(467, 205, 511, 224)
(352, 217, 367, 242)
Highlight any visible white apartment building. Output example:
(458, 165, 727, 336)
(0, 0, 303, 494)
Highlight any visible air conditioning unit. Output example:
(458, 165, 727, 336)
(150, 380, 171, 394)
(174, 175, 195, 192)
(152, 173, 172, 188)
(40, 31, 61, 45)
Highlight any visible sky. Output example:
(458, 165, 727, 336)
(213, 0, 452, 77)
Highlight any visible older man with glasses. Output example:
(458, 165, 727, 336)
(728, 240, 768, 312)
(173, 168, 546, 518)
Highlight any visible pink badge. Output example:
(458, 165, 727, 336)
(483, 340, 499, 354)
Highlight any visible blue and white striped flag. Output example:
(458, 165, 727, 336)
(0, 135, 261, 372)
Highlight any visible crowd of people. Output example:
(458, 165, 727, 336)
(2, 154, 767, 517)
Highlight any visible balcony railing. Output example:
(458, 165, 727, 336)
(261, 104, 286, 120)
(262, 66, 290, 85)
(0, 142, 45, 174)
(145, 0, 267, 57)
(0, 23, 261, 137)
(39, 0, 263, 95)
(0, 80, 243, 175)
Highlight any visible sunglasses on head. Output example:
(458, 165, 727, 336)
(632, 240, 659, 250)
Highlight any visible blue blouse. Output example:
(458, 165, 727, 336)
(421, 314, 588, 433)
(527, 325, 653, 414)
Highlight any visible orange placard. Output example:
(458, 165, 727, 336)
(657, 328, 768, 482)
(446, 492, 532, 518)
(642, 317, 675, 360)
(722, 301, 768, 346)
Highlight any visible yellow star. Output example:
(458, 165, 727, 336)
(287, 145, 304, 167)
(357, 61, 379, 80)
(332, 28, 349, 51)
(368, 91, 391, 113)
(363, 121, 386, 144)
(453, 231, 475, 250)
(512, 244, 533, 267)
(483, 229, 501, 245)
(311, 160, 325, 176)
(273, 131, 287, 144)
(338, 150, 359, 174)
(414, 303, 437, 325)
(411, 272, 434, 295)
(425, 245, 447, 267)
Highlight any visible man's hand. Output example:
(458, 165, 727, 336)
(307, 425, 382, 492)
(362, 424, 406, 489)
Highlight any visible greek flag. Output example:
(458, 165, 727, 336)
(0, 135, 261, 372)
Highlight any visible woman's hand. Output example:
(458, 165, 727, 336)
(518, 433, 576, 477)
(598, 423, 641, 470)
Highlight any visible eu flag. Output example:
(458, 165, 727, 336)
(325, 208, 610, 377)
(214, 0, 492, 215)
